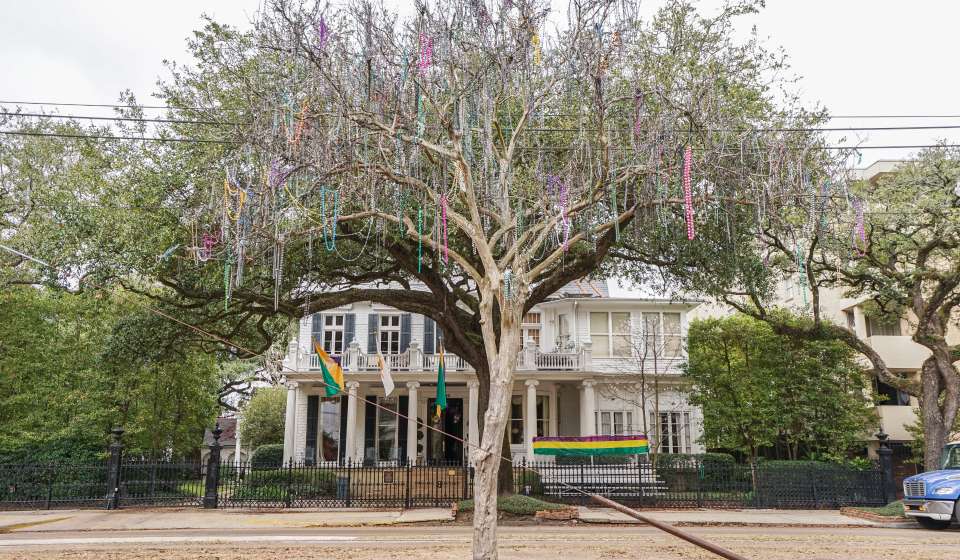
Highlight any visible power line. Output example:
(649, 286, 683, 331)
(15, 110, 960, 134)
(0, 100, 206, 111)
(0, 130, 237, 144)
(4, 112, 239, 126)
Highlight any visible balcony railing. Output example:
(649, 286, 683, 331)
(289, 337, 685, 374)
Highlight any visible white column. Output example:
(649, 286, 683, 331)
(282, 382, 297, 463)
(234, 413, 242, 467)
(406, 382, 420, 465)
(345, 381, 360, 463)
(580, 379, 596, 436)
(467, 381, 480, 463)
(525, 380, 540, 461)
(293, 384, 308, 461)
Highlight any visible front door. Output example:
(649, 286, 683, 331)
(427, 398, 464, 464)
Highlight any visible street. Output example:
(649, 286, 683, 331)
(1, 525, 957, 560)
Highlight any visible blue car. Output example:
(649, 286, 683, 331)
(903, 442, 960, 529)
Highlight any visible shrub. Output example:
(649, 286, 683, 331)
(457, 495, 565, 515)
(250, 444, 285, 467)
(514, 469, 543, 496)
(232, 468, 339, 501)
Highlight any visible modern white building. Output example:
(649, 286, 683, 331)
(280, 280, 705, 465)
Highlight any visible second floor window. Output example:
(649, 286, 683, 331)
(590, 312, 631, 358)
(866, 315, 902, 337)
(379, 314, 401, 354)
(642, 312, 682, 358)
(315, 314, 345, 355)
(521, 312, 541, 349)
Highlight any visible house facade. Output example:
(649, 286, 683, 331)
(280, 281, 704, 465)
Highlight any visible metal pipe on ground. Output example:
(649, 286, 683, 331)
(589, 494, 749, 560)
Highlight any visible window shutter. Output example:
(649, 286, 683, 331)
(305, 396, 319, 465)
(344, 313, 356, 346)
(367, 313, 379, 354)
(423, 317, 435, 355)
(363, 396, 377, 465)
(312, 314, 324, 348)
(400, 314, 412, 352)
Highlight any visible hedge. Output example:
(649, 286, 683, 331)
(250, 444, 284, 467)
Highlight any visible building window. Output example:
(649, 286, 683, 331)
(590, 312, 631, 358)
(320, 314, 345, 355)
(642, 312, 682, 358)
(521, 312, 542, 349)
(510, 396, 523, 444)
(557, 314, 572, 349)
(650, 411, 692, 454)
(876, 380, 911, 406)
(319, 397, 341, 462)
(844, 310, 856, 331)
(376, 397, 400, 461)
(597, 410, 634, 436)
(866, 315, 902, 337)
(536, 396, 549, 437)
(379, 314, 401, 354)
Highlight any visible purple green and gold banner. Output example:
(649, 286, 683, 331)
(532, 435, 650, 456)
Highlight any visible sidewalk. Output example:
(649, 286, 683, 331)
(577, 507, 906, 527)
(0, 508, 453, 533)
(0, 507, 909, 533)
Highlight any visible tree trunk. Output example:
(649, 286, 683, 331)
(474, 361, 515, 496)
(471, 301, 522, 560)
(921, 356, 948, 471)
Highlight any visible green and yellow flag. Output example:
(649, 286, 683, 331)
(314, 341, 345, 397)
(435, 346, 447, 418)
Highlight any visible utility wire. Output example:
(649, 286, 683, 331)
(15, 110, 960, 134)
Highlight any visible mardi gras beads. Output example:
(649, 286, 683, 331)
(683, 145, 695, 240)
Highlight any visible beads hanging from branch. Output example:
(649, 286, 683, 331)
(418, 33, 432, 74)
(440, 193, 450, 264)
(503, 268, 513, 301)
(321, 187, 340, 251)
(417, 206, 424, 272)
(683, 145, 695, 240)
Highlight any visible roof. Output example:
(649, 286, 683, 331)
(551, 279, 610, 299)
(203, 416, 238, 445)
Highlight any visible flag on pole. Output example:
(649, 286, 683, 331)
(435, 345, 447, 417)
(313, 341, 345, 397)
(376, 352, 395, 397)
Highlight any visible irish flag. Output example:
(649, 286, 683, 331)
(435, 346, 447, 417)
(533, 435, 650, 456)
(313, 341, 345, 397)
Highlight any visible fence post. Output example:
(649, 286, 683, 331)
(285, 458, 294, 508)
(876, 429, 897, 505)
(521, 458, 529, 496)
(345, 459, 352, 508)
(405, 463, 412, 509)
(203, 424, 223, 509)
(105, 427, 124, 510)
(695, 462, 703, 509)
(45, 465, 54, 510)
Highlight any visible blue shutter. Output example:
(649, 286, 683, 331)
(367, 313, 379, 354)
(400, 314, 411, 352)
(423, 317, 435, 355)
(344, 313, 356, 346)
(311, 315, 323, 348)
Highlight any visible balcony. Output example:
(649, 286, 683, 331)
(288, 338, 684, 374)
(866, 336, 930, 370)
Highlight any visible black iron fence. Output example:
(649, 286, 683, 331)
(0, 426, 894, 511)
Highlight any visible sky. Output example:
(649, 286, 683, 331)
(4, 1, 955, 299)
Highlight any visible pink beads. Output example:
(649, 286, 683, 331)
(683, 145, 695, 240)
(440, 194, 449, 264)
(418, 33, 432, 74)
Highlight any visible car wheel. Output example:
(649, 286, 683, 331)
(916, 516, 952, 530)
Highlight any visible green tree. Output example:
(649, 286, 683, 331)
(687, 314, 877, 462)
(240, 386, 287, 450)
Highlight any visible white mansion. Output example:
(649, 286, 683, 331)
(280, 280, 705, 465)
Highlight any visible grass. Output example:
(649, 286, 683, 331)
(849, 501, 905, 518)
(456, 494, 567, 515)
